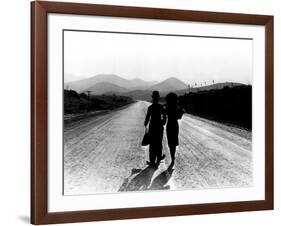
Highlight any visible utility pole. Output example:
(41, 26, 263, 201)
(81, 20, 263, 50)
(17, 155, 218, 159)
(86, 91, 91, 111)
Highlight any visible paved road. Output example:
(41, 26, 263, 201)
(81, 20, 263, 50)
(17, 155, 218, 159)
(64, 101, 252, 195)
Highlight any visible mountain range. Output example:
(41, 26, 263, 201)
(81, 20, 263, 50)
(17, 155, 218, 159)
(65, 74, 245, 100)
(65, 74, 158, 93)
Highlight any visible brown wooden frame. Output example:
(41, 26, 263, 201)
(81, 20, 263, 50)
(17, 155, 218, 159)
(31, 1, 274, 224)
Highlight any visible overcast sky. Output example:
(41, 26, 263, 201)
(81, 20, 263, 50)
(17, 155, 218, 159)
(64, 30, 253, 85)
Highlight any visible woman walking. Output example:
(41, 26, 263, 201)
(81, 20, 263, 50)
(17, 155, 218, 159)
(165, 93, 184, 167)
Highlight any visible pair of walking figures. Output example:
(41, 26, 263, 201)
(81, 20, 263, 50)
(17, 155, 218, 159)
(143, 91, 185, 168)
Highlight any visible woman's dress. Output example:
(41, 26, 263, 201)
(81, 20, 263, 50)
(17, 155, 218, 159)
(166, 107, 184, 147)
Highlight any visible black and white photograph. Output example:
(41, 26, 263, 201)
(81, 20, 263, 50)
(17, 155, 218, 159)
(63, 30, 252, 196)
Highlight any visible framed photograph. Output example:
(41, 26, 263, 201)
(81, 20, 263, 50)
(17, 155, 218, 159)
(31, 1, 274, 224)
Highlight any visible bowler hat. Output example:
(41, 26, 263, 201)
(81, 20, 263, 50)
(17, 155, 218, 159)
(152, 91, 160, 98)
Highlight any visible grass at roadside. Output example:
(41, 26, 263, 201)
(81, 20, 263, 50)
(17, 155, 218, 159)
(64, 89, 134, 114)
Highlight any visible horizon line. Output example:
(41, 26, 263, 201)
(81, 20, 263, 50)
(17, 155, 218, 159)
(64, 73, 251, 86)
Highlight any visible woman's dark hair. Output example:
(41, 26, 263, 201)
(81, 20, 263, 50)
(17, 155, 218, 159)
(166, 92, 178, 107)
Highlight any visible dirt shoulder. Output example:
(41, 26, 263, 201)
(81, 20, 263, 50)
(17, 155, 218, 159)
(184, 113, 252, 140)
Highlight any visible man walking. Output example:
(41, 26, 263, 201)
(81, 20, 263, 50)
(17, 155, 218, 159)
(144, 91, 166, 167)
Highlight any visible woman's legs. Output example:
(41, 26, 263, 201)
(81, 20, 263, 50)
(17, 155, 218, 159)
(169, 145, 176, 166)
(166, 123, 178, 167)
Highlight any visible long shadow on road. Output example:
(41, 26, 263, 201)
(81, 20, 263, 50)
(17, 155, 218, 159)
(118, 165, 174, 192)
(149, 167, 174, 190)
(118, 166, 156, 192)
